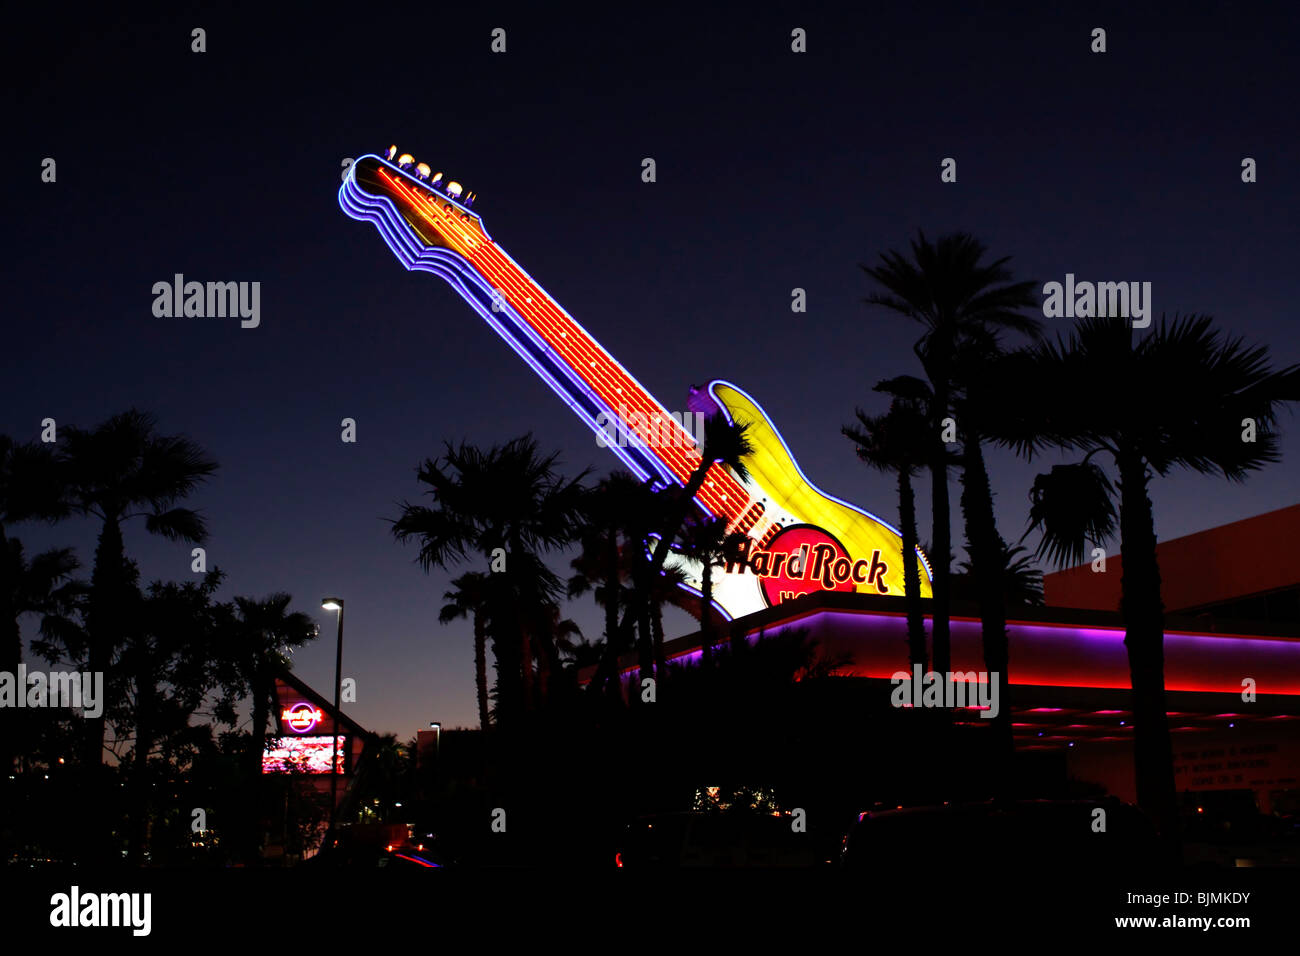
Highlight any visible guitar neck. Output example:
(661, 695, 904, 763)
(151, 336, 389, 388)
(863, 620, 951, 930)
(378, 167, 752, 525)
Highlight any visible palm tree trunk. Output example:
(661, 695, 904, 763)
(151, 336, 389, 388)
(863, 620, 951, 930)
(960, 434, 1013, 781)
(246, 655, 270, 863)
(930, 457, 952, 677)
(520, 624, 533, 712)
(86, 515, 129, 767)
(637, 588, 654, 691)
(249, 657, 269, 779)
(589, 603, 625, 702)
(898, 469, 926, 671)
(925, 374, 956, 681)
(646, 471, 709, 578)
(0, 526, 19, 776)
(535, 624, 555, 709)
(474, 612, 490, 730)
(83, 515, 128, 865)
(700, 561, 714, 667)
(1117, 452, 1180, 853)
(589, 520, 633, 701)
(617, 466, 712, 649)
(652, 598, 667, 678)
(604, 523, 620, 661)
(129, 648, 154, 865)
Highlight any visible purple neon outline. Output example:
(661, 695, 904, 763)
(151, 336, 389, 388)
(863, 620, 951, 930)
(340, 157, 672, 485)
(610, 610, 1300, 684)
(706, 379, 934, 582)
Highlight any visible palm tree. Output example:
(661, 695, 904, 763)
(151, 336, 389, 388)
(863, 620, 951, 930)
(573, 481, 707, 700)
(232, 594, 317, 777)
(574, 474, 688, 694)
(525, 599, 582, 708)
(648, 559, 693, 678)
(643, 412, 754, 582)
(956, 541, 1044, 607)
(569, 475, 631, 641)
(607, 414, 753, 685)
(0, 437, 69, 775)
(953, 349, 1035, 764)
(626, 482, 677, 688)
(985, 313, 1300, 843)
(843, 375, 934, 671)
(391, 435, 588, 725)
(230, 593, 317, 862)
(59, 410, 218, 768)
(348, 733, 415, 824)
(675, 515, 734, 668)
(440, 571, 494, 731)
(862, 232, 1039, 678)
(1, 540, 83, 774)
(123, 571, 232, 864)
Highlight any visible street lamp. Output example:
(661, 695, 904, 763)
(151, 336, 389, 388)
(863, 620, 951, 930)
(321, 597, 345, 836)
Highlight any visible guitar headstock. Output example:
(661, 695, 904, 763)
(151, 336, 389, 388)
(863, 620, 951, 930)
(343, 145, 489, 254)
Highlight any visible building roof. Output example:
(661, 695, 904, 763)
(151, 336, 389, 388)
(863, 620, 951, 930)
(1042, 503, 1300, 613)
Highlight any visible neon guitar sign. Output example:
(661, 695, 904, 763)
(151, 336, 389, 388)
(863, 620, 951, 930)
(339, 147, 932, 619)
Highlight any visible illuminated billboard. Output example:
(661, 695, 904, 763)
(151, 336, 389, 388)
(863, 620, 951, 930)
(340, 148, 932, 620)
(262, 735, 346, 774)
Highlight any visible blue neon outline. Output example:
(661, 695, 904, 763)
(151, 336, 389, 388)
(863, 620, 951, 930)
(706, 379, 934, 582)
(339, 155, 673, 486)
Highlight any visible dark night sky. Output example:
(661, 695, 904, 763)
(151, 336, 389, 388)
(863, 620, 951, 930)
(7, 3, 1299, 736)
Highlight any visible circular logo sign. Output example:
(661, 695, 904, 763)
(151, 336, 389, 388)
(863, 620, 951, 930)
(283, 702, 323, 734)
(756, 524, 857, 607)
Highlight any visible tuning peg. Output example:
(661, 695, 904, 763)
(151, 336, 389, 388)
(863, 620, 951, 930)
(446, 181, 463, 198)
(430, 172, 443, 189)
(397, 153, 415, 169)
(415, 163, 431, 180)
(385, 145, 397, 161)
(464, 191, 476, 206)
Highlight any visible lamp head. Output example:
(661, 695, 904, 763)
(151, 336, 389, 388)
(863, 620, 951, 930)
(322, 597, 343, 611)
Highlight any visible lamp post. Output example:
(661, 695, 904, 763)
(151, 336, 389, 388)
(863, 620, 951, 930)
(322, 597, 345, 836)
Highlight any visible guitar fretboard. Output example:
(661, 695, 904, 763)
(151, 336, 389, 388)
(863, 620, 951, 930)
(379, 167, 751, 524)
